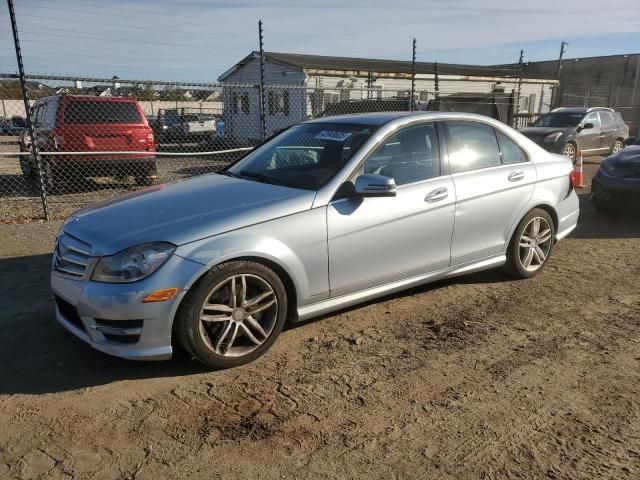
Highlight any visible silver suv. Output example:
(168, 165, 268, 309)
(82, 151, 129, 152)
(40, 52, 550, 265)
(51, 112, 580, 369)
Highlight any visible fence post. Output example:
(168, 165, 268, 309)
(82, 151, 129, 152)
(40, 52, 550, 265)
(410, 38, 416, 112)
(434, 62, 439, 99)
(1, 99, 6, 118)
(258, 20, 267, 141)
(513, 49, 524, 128)
(7, 0, 49, 221)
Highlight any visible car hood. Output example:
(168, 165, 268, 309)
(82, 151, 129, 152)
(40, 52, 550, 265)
(605, 145, 640, 166)
(601, 146, 640, 178)
(62, 174, 316, 256)
(519, 127, 568, 137)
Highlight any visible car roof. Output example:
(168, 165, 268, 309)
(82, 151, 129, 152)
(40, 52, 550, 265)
(304, 111, 505, 127)
(551, 107, 614, 113)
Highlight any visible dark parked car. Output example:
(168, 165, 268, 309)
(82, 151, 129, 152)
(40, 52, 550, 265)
(1, 116, 26, 135)
(20, 95, 156, 191)
(591, 145, 640, 212)
(520, 107, 628, 162)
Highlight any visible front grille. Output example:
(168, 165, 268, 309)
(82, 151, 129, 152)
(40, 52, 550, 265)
(53, 233, 92, 278)
(55, 295, 85, 331)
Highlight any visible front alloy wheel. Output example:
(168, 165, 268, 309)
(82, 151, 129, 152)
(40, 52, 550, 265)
(507, 208, 555, 278)
(174, 261, 287, 368)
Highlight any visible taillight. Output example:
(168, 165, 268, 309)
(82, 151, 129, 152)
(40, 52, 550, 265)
(569, 170, 577, 190)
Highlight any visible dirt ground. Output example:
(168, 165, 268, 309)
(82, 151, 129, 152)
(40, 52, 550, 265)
(0, 159, 639, 480)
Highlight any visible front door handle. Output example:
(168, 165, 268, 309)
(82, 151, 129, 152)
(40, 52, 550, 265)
(425, 187, 448, 203)
(508, 171, 525, 182)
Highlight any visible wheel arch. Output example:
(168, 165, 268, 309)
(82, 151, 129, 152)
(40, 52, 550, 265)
(173, 253, 302, 328)
(506, 202, 559, 251)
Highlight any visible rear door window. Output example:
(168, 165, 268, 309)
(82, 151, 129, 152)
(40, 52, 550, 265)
(496, 130, 527, 164)
(63, 101, 142, 124)
(445, 121, 501, 173)
(599, 111, 614, 127)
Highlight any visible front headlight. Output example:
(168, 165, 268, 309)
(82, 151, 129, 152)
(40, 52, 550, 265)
(544, 132, 563, 143)
(91, 242, 175, 283)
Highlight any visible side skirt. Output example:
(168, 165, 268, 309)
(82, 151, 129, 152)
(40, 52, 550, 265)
(294, 254, 506, 323)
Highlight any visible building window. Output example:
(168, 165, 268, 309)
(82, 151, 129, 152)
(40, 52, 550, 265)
(268, 90, 290, 115)
(232, 92, 250, 114)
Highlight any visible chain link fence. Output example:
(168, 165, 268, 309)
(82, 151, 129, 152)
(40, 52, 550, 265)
(2, 75, 501, 222)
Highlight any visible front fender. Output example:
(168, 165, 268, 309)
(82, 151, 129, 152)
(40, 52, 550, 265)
(174, 208, 329, 307)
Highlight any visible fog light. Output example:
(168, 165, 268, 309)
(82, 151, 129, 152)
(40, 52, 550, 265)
(143, 288, 178, 303)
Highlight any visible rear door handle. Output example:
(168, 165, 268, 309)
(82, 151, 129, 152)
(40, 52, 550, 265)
(425, 187, 448, 203)
(508, 171, 525, 182)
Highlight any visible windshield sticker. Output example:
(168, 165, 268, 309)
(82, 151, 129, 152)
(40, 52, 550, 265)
(314, 130, 352, 142)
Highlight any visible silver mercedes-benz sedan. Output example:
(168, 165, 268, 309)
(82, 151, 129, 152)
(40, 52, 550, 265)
(51, 112, 579, 368)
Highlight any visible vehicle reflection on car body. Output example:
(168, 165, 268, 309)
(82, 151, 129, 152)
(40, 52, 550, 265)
(51, 112, 579, 369)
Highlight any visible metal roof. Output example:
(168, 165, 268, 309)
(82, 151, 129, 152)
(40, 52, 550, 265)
(219, 51, 556, 81)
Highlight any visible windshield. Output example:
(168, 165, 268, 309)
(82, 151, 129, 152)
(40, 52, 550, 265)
(227, 122, 378, 190)
(64, 101, 143, 124)
(532, 112, 584, 128)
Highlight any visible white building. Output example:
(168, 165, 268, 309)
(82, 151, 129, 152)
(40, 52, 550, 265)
(218, 51, 558, 143)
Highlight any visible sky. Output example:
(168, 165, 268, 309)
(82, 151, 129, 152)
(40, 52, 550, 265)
(1, 0, 640, 83)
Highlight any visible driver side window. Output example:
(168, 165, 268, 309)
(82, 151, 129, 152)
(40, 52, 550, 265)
(363, 123, 440, 185)
(582, 112, 600, 128)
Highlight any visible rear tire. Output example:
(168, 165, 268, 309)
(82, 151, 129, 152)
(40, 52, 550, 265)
(506, 208, 555, 279)
(42, 159, 64, 194)
(562, 142, 576, 162)
(610, 139, 624, 155)
(174, 261, 287, 369)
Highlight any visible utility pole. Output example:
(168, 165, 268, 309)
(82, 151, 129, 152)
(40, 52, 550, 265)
(7, 0, 49, 220)
(553, 41, 567, 108)
(513, 49, 524, 127)
(434, 62, 440, 99)
(258, 20, 266, 141)
(410, 38, 416, 112)
(555, 41, 567, 79)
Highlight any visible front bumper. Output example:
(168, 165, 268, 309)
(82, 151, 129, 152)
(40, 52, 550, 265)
(51, 253, 204, 361)
(591, 171, 640, 208)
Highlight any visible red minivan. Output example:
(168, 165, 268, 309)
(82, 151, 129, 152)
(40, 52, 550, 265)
(20, 95, 156, 191)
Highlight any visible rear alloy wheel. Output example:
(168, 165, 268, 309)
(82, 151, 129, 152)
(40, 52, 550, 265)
(507, 208, 555, 279)
(611, 140, 624, 155)
(562, 142, 576, 162)
(174, 261, 287, 368)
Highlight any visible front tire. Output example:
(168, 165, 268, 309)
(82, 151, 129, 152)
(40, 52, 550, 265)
(174, 261, 287, 369)
(506, 208, 555, 279)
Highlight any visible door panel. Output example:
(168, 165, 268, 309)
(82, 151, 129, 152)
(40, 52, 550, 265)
(450, 164, 536, 265)
(443, 121, 536, 265)
(577, 112, 602, 152)
(327, 177, 455, 296)
(598, 111, 615, 151)
(327, 121, 454, 297)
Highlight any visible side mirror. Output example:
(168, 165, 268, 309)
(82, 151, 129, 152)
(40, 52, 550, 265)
(354, 174, 397, 197)
(580, 122, 594, 131)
